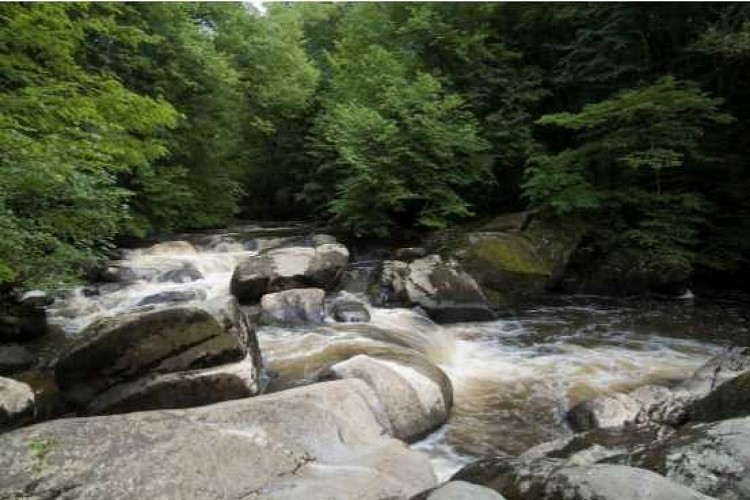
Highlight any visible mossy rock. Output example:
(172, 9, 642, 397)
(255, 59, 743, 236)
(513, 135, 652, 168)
(432, 215, 587, 311)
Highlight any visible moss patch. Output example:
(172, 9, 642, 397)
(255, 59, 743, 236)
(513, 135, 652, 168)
(469, 237, 550, 276)
(28, 437, 56, 471)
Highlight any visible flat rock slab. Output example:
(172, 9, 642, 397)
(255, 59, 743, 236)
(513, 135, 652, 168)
(0, 379, 436, 500)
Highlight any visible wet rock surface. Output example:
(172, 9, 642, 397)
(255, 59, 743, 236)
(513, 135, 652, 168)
(0, 379, 437, 500)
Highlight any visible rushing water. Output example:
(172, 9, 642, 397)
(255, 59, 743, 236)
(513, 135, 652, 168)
(46, 231, 750, 482)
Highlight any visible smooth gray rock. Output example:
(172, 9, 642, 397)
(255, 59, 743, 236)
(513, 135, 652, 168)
(231, 243, 349, 303)
(85, 355, 259, 415)
(453, 458, 715, 500)
(412, 480, 506, 500)
(261, 288, 326, 325)
(405, 255, 495, 323)
(0, 377, 35, 430)
(0, 344, 36, 375)
(0, 379, 437, 499)
(326, 354, 450, 442)
(54, 297, 253, 407)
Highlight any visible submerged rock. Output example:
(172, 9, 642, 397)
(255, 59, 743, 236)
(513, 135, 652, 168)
(261, 288, 325, 325)
(330, 299, 371, 323)
(0, 377, 35, 431)
(452, 457, 714, 500)
(136, 288, 207, 307)
(156, 263, 204, 283)
(325, 354, 451, 442)
(54, 297, 255, 409)
(0, 379, 436, 499)
(230, 242, 349, 303)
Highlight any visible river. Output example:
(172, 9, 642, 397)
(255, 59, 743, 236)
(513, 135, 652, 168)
(45, 228, 749, 482)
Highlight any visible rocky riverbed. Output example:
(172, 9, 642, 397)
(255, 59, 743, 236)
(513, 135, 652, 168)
(1, 220, 749, 499)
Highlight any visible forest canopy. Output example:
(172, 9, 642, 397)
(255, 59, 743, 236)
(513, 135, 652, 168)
(2, 2, 750, 290)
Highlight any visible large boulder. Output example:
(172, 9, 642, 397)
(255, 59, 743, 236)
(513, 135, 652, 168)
(0, 377, 35, 431)
(0, 379, 437, 499)
(261, 288, 325, 325)
(324, 354, 451, 442)
(231, 243, 349, 303)
(611, 416, 750, 500)
(412, 481, 506, 500)
(85, 354, 259, 416)
(452, 458, 715, 500)
(54, 297, 255, 408)
(430, 215, 585, 311)
(404, 255, 495, 323)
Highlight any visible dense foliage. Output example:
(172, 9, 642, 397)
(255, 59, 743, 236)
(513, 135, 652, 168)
(2, 2, 750, 291)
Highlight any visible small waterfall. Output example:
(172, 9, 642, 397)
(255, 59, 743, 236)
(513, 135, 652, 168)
(48, 237, 258, 334)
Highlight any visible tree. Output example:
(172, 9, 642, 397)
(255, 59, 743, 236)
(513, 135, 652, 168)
(309, 14, 490, 236)
(525, 77, 732, 285)
(0, 3, 176, 287)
